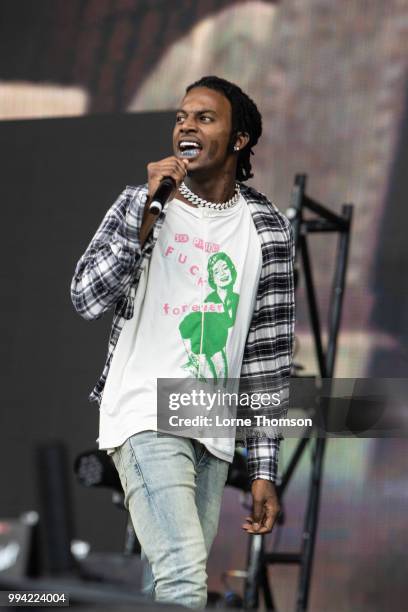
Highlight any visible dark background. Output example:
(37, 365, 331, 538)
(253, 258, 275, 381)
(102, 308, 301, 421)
(0, 111, 174, 552)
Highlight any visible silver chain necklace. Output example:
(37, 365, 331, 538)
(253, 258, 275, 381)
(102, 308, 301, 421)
(179, 181, 240, 210)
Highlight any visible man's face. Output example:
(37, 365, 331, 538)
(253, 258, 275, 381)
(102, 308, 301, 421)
(172, 87, 233, 175)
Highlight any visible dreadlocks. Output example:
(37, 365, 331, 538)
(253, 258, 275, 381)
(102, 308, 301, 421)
(185, 76, 262, 182)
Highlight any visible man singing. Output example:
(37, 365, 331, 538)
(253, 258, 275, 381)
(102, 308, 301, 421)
(70, 76, 295, 608)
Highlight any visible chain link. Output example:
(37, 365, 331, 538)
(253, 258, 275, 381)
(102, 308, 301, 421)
(179, 181, 240, 210)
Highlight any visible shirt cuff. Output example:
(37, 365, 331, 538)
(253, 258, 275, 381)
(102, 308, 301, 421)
(246, 437, 280, 483)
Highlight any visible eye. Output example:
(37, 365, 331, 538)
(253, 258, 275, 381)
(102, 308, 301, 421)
(175, 114, 185, 124)
(200, 115, 212, 122)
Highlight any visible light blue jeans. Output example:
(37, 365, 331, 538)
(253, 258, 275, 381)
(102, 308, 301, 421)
(111, 431, 229, 608)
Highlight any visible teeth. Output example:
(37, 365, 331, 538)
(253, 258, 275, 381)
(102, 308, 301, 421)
(180, 141, 201, 149)
(179, 148, 200, 158)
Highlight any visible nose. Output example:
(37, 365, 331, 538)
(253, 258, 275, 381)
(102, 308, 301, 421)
(180, 114, 198, 133)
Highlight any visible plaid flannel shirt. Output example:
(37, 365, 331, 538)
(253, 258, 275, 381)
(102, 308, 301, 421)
(70, 183, 295, 483)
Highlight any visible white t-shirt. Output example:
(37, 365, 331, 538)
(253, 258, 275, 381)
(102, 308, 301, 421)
(98, 194, 262, 462)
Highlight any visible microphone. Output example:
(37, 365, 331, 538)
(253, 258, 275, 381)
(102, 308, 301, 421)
(149, 176, 176, 215)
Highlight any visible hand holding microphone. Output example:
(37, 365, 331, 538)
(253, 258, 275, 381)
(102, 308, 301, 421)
(147, 156, 189, 215)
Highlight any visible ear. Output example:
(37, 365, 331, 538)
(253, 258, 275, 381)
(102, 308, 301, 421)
(233, 131, 250, 153)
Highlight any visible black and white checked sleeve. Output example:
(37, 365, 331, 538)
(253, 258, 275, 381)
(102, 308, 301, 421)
(70, 185, 147, 321)
(246, 437, 280, 483)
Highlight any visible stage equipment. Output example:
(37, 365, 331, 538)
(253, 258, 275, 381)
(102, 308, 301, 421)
(74, 449, 122, 492)
(0, 442, 151, 606)
(73, 449, 140, 556)
(36, 441, 76, 575)
(233, 174, 353, 611)
(0, 512, 40, 579)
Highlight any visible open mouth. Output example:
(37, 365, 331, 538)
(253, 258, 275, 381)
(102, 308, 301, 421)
(178, 140, 202, 159)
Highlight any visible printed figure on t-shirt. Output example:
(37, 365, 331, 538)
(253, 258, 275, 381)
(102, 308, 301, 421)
(179, 252, 239, 382)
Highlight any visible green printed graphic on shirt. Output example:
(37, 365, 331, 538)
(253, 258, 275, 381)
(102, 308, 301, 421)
(179, 252, 239, 382)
